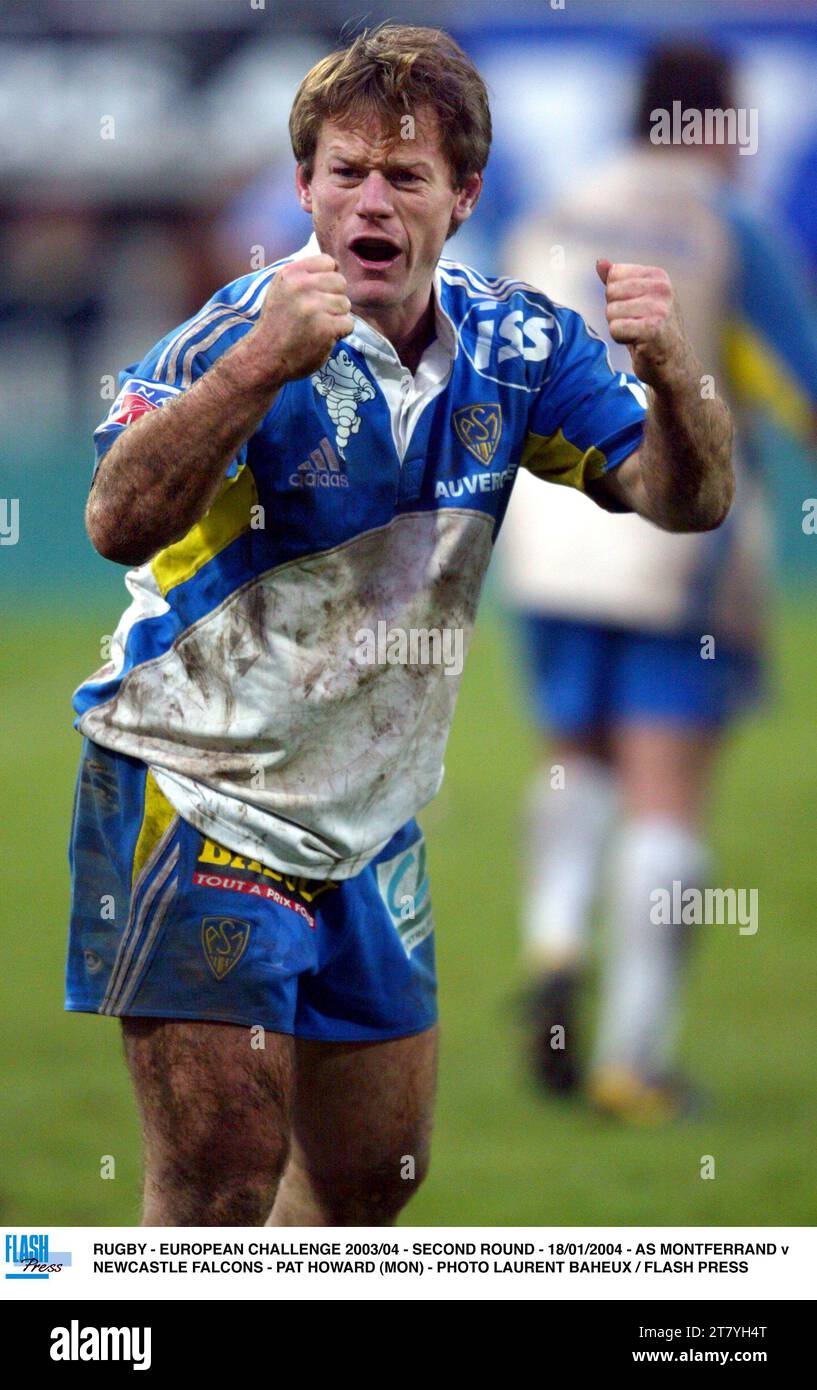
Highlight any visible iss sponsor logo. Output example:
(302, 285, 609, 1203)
(50, 1321, 151, 1371)
(460, 294, 558, 384)
(290, 435, 349, 489)
(452, 403, 502, 465)
(5, 1233, 71, 1280)
(200, 916, 252, 980)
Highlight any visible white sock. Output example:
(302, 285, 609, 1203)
(593, 816, 710, 1078)
(522, 756, 617, 972)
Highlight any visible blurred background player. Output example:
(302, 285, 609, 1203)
(499, 41, 817, 1122)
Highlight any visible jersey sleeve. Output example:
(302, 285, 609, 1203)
(93, 373, 207, 478)
(720, 197, 817, 441)
(521, 304, 647, 505)
(91, 285, 270, 479)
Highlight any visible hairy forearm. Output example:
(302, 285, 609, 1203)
(86, 339, 281, 566)
(637, 351, 735, 531)
(591, 259, 735, 533)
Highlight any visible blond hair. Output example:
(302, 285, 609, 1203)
(289, 23, 492, 187)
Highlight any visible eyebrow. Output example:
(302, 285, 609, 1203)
(325, 148, 435, 174)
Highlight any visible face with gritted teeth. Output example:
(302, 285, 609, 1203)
(295, 106, 482, 316)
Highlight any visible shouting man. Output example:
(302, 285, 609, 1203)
(66, 24, 733, 1225)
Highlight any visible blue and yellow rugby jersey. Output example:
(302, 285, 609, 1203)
(74, 234, 645, 879)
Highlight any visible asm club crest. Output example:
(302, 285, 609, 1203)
(201, 916, 252, 980)
(452, 403, 502, 465)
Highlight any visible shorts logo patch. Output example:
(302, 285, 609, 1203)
(193, 838, 336, 929)
(452, 403, 502, 466)
(201, 916, 252, 980)
(375, 837, 434, 957)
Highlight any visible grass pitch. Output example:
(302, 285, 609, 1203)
(2, 597, 815, 1225)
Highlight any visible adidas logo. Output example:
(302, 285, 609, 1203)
(289, 436, 349, 489)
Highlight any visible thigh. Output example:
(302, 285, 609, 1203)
(612, 722, 721, 825)
(293, 1025, 437, 1166)
(608, 631, 730, 824)
(123, 1017, 295, 1223)
(270, 1025, 438, 1224)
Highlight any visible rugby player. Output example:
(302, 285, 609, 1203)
(500, 42, 817, 1122)
(66, 24, 734, 1225)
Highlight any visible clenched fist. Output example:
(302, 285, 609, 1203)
(251, 254, 354, 385)
(596, 259, 693, 390)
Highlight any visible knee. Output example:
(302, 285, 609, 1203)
(146, 1122, 290, 1226)
(305, 1143, 431, 1226)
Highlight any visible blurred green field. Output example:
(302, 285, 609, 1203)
(2, 597, 816, 1226)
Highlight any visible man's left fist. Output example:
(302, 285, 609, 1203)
(596, 259, 691, 389)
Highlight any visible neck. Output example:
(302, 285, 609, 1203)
(355, 289, 437, 375)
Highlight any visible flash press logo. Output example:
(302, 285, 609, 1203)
(5, 1233, 71, 1280)
(50, 1321, 152, 1371)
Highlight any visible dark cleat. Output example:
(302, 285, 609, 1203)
(523, 969, 583, 1096)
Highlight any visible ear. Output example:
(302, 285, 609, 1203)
(451, 171, 483, 228)
(295, 163, 313, 214)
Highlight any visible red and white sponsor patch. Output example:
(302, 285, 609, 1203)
(192, 870, 316, 929)
(111, 392, 159, 426)
(106, 377, 181, 428)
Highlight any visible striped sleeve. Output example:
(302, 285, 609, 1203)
(92, 265, 279, 477)
(522, 304, 647, 500)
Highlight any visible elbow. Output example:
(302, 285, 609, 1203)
(677, 460, 735, 534)
(696, 501, 732, 532)
(656, 482, 734, 535)
(696, 467, 736, 532)
(671, 496, 733, 535)
(85, 493, 150, 567)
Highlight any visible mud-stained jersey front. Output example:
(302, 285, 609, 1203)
(74, 234, 646, 878)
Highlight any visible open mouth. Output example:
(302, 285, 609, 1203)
(349, 237, 402, 267)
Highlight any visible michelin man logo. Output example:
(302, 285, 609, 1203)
(311, 350, 376, 458)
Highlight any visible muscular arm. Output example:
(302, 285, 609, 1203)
(87, 345, 282, 565)
(587, 260, 735, 532)
(87, 255, 353, 567)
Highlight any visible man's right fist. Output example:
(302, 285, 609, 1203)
(251, 254, 354, 385)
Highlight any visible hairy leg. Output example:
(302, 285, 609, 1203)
(268, 1025, 438, 1226)
(122, 1017, 294, 1226)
